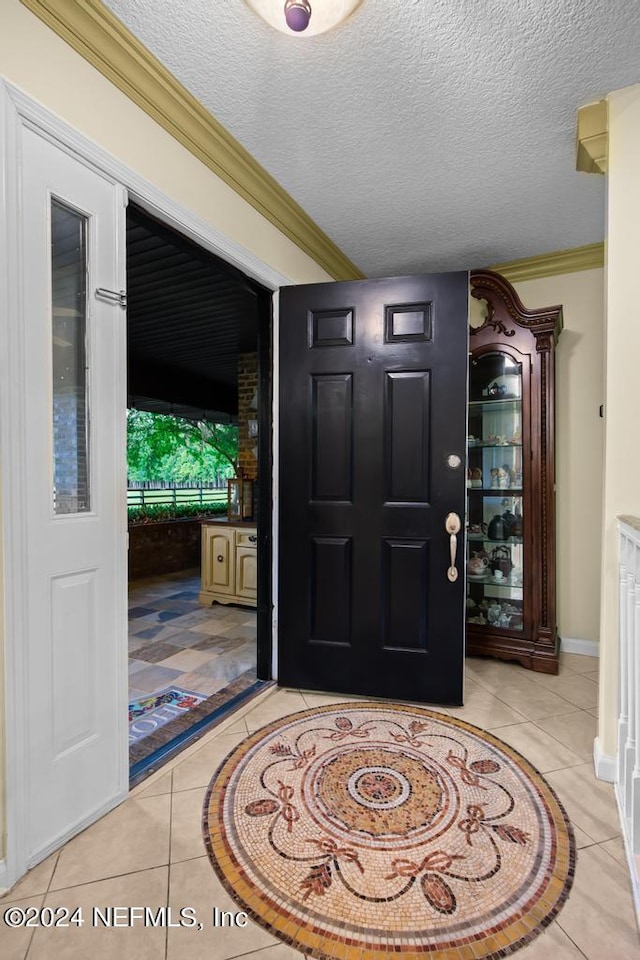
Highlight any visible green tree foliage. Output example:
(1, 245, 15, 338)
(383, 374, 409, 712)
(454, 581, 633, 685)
(127, 409, 238, 483)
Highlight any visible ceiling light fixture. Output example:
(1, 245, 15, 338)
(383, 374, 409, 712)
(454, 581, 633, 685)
(244, 0, 363, 37)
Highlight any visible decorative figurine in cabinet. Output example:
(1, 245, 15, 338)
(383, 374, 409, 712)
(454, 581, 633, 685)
(467, 270, 563, 674)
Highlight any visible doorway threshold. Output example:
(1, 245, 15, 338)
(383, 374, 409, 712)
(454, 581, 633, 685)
(129, 678, 270, 788)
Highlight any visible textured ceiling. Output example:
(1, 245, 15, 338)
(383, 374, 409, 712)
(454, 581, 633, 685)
(104, 0, 640, 278)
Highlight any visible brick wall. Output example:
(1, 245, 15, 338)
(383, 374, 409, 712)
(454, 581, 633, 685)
(237, 352, 258, 481)
(53, 389, 89, 513)
(128, 519, 201, 580)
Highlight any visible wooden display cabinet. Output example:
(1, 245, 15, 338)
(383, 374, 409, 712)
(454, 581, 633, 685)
(466, 270, 562, 674)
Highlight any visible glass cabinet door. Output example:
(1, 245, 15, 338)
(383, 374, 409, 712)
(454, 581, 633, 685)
(466, 353, 524, 632)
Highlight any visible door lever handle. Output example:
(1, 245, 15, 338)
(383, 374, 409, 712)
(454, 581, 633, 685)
(445, 512, 461, 582)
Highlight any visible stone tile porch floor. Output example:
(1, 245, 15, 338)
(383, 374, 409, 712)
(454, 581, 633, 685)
(3, 650, 639, 959)
(127, 569, 258, 766)
(128, 568, 257, 701)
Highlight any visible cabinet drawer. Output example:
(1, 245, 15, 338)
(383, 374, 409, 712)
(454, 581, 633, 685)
(237, 530, 258, 548)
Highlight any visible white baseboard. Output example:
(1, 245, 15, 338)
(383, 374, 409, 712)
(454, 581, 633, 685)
(593, 736, 616, 783)
(560, 636, 600, 658)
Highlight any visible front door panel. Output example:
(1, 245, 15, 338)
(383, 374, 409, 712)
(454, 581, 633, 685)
(279, 274, 468, 704)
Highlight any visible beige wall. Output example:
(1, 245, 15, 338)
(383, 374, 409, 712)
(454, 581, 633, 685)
(0, 0, 332, 870)
(512, 270, 605, 647)
(599, 83, 640, 758)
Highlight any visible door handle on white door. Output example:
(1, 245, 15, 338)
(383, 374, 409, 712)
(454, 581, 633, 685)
(445, 512, 461, 582)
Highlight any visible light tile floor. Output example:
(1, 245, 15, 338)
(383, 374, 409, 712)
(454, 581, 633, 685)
(2, 653, 638, 960)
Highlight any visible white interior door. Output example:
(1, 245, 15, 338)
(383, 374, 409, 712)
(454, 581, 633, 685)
(20, 126, 128, 863)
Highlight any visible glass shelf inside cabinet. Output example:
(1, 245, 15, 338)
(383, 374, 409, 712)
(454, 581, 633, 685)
(466, 352, 524, 632)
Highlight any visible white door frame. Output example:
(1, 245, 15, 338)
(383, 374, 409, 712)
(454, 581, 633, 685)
(0, 79, 288, 892)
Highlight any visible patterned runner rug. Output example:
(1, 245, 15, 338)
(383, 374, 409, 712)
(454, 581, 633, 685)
(203, 702, 575, 960)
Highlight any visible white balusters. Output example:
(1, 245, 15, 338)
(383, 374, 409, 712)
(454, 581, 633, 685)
(618, 530, 629, 788)
(618, 518, 640, 854)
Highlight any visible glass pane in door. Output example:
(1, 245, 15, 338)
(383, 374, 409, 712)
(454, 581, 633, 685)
(51, 199, 90, 514)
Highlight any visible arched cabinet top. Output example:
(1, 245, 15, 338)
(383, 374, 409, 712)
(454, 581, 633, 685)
(470, 269, 563, 350)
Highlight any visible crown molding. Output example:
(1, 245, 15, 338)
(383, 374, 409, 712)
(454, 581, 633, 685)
(488, 242, 604, 284)
(19, 0, 364, 281)
(576, 100, 608, 175)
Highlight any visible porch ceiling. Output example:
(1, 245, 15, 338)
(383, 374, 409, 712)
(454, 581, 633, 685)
(126, 204, 260, 421)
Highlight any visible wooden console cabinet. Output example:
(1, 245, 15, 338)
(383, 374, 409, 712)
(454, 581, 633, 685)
(199, 522, 257, 608)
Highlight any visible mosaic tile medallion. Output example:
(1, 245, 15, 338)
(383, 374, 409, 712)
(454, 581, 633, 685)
(203, 703, 575, 960)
